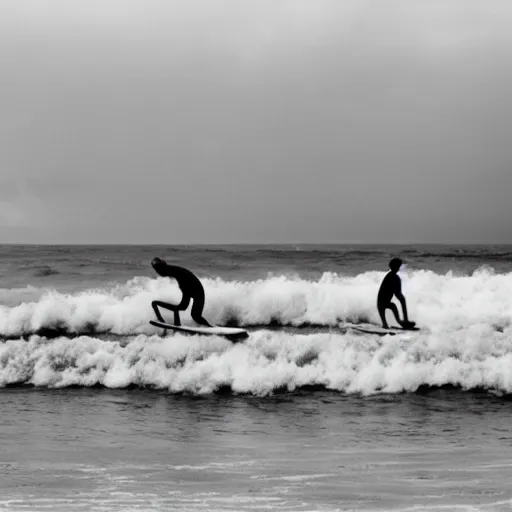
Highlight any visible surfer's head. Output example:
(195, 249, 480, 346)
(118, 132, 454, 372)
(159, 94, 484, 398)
(151, 257, 166, 272)
(389, 258, 403, 272)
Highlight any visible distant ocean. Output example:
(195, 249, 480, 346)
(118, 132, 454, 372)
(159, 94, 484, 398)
(1, 244, 512, 511)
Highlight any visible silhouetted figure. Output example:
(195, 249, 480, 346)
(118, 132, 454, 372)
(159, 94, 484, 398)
(151, 257, 211, 327)
(377, 258, 415, 329)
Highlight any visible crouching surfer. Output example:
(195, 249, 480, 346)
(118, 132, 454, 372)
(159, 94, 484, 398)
(151, 257, 212, 328)
(377, 258, 416, 329)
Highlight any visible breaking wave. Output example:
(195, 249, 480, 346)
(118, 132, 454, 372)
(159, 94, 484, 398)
(1, 268, 512, 337)
(0, 326, 512, 395)
(0, 268, 511, 395)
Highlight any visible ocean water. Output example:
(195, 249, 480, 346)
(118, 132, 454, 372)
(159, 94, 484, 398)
(1, 244, 512, 511)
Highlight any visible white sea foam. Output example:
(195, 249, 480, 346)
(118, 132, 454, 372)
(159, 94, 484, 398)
(0, 269, 511, 395)
(0, 322, 511, 394)
(0, 269, 512, 336)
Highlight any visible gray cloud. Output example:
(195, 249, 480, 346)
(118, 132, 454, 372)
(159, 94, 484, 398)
(1, 0, 512, 243)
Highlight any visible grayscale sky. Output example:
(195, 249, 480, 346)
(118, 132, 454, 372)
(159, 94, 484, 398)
(1, 0, 511, 244)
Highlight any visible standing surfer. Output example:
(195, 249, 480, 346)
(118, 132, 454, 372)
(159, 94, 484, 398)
(377, 258, 415, 329)
(151, 257, 212, 327)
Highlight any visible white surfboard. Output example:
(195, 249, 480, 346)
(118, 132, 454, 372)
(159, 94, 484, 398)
(150, 320, 249, 340)
(342, 322, 420, 337)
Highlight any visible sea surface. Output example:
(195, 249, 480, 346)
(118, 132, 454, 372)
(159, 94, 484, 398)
(1, 244, 512, 511)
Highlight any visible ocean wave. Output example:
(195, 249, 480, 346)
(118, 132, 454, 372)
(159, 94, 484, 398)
(33, 265, 60, 277)
(0, 285, 47, 308)
(1, 269, 512, 337)
(1, 327, 512, 395)
(417, 250, 512, 261)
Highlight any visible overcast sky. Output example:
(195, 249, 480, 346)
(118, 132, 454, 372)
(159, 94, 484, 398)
(1, 0, 511, 244)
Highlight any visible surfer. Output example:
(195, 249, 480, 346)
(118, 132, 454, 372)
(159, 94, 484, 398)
(151, 257, 212, 327)
(377, 258, 415, 329)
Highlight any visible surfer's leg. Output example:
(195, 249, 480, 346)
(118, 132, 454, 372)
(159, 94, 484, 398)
(191, 293, 211, 327)
(152, 298, 189, 326)
(388, 303, 404, 326)
(151, 301, 169, 322)
(378, 303, 389, 328)
(173, 295, 190, 326)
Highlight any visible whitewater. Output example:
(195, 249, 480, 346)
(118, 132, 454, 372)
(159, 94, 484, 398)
(1, 268, 512, 395)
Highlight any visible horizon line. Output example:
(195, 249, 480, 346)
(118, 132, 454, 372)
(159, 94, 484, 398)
(0, 241, 511, 247)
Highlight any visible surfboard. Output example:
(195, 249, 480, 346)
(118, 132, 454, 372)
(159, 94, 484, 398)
(149, 320, 249, 341)
(342, 322, 420, 337)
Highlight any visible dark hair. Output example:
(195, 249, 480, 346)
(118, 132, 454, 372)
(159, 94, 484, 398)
(152, 257, 165, 267)
(389, 258, 403, 271)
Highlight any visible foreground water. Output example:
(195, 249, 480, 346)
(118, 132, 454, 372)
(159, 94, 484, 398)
(1, 388, 512, 511)
(1, 244, 512, 510)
